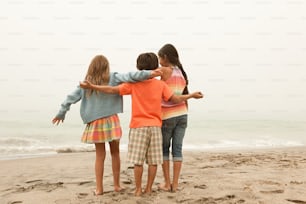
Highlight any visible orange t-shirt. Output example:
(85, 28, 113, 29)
(119, 78, 173, 128)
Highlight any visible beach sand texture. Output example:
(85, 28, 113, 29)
(1, 147, 306, 204)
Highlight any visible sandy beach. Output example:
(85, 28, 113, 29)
(1, 147, 306, 204)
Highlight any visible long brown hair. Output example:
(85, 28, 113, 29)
(85, 55, 110, 96)
(158, 44, 189, 95)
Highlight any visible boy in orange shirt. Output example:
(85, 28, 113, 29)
(80, 52, 203, 196)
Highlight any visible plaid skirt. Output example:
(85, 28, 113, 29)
(81, 114, 122, 144)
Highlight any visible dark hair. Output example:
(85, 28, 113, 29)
(136, 52, 159, 70)
(158, 44, 189, 94)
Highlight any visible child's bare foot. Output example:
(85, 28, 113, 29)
(93, 189, 103, 196)
(143, 189, 152, 196)
(158, 184, 171, 192)
(134, 188, 142, 196)
(114, 186, 126, 192)
(171, 184, 178, 192)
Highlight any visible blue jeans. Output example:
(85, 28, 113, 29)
(161, 115, 187, 162)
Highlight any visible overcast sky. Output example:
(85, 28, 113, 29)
(1, 0, 306, 123)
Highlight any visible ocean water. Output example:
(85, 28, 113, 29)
(1, 113, 306, 160)
(1, 0, 306, 160)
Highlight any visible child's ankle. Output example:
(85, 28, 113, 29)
(134, 188, 142, 196)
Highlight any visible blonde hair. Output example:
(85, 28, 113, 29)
(85, 55, 110, 96)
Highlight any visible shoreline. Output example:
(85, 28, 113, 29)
(1, 144, 305, 161)
(1, 146, 306, 203)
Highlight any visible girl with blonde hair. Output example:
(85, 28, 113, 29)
(52, 54, 159, 195)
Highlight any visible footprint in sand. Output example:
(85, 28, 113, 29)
(194, 184, 207, 189)
(14, 182, 64, 193)
(258, 180, 284, 194)
(187, 194, 244, 204)
(216, 194, 235, 201)
(260, 189, 284, 194)
(25, 179, 42, 184)
(286, 199, 306, 204)
(55, 199, 71, 204)
(290, 181, 304, 185)
(122, 179, 133, 185)
(77, 193, 88, 199)
(78, 181, 93, 185)
(259, 180, 281, 186)
(8, 201, 23, 204)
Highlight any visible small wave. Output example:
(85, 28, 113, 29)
(0, 146, 55, 156)
(56, 146, 94, 153)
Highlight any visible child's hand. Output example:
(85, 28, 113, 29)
(192, 92, 204, 99)
(52, 117, 64, 125)
(79, 80, 92, 89)
(150, 68, 163, 78)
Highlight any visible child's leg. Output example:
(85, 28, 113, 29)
(128, 127, 150, 196)
(160, 161, 171, 191)
(109, 140, 123, 192)
(144, 164, 157, 194)
(171, 115, 187, 192)
(134, 165, 143, 196)
(160, 119, 174, 191)
(172, 161, 182, 192)
(95, 143, 106, 195)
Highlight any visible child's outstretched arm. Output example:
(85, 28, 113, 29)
(80, 80, 120, 94)
(169, 91, 204, 104)
(52, 87, 82, 125)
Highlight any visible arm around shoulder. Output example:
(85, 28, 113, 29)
(114, 70, 152, 83)
(79, 80, 119, 94)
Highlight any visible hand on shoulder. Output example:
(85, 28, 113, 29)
(79, 80, 93, 89)
(150, 68, 163, 78)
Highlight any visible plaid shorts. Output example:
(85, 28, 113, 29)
(127, 127, 163, 165)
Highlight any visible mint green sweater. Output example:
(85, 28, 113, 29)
(55, 71, 151, 124)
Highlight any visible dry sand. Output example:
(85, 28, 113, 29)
(1, 147, 306, 204)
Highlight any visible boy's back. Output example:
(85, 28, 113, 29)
(119, 78, 173, 128)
